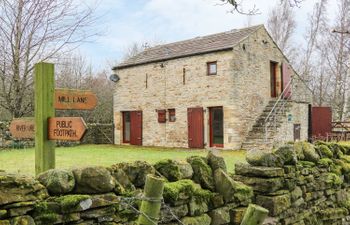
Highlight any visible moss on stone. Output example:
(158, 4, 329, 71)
(294, 142, 305, 160)
(302, 142, 320, 163)
(330, 164, 343, 176)
(324, 173, 343, 186)
(317, 145, 333, 158)
(55, 195, 90, 213)
(297, 161, 316, 168)
(33, 202, 59, 224)
(187, 156, 214, 191)
(317, 158, 333, 167)
(334, 159, 350, 174)
(340, 155, 350, 163)
(154, 159, 182, 182)
(163, 179, 212, 204)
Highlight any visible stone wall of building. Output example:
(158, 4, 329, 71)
(273, 102, 310, 146)
(113, 26, 312, 149)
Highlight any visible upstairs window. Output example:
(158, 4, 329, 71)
(168, 109, 176, 122)
(158, 110, 166, 123)
(207, 61, 217, 75)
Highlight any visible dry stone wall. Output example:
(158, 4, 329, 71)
(2, 142, 350, 225)
(235, 141, 350, 225)
(0, 152, 253, 225)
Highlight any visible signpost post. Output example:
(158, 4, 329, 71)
(35, 62, 55, 175)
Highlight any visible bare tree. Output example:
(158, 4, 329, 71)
(0, 0, 97, 118)
(220, 0, 304, 15)
(267, 0, 297, 61)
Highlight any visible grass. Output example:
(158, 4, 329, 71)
(0, 144, 246, 176)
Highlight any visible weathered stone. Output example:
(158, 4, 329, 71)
(163, 179, 212, 206)
(80, 206, 116, 219)
(0, 211, 6, 219)
(210, 193, 225, 209)
(0, 220, 10, 225)
(235, 163, 284, 178)
(160, 204, 188, 223)
(294, 142, 305, 160)
(208, 206, 230, 225)
(154, 159, 182, 181)
(319, 208, 348, 220)
(188, 198, 209, 216)
(317, 144, 333, 158)
(214, 169, 253, 204)
(11, 216, 35, 225)
(73, 166, 115, 194)
(0, 173, 48, 205)
(111, 161, 155, 188)
(256, 194, 291, 216)
(207, 151, 227, 172)
(276, 145, 298, 165)
(108, 167, 135, 193)
(302, 142, 320, 163)
(7, 206, 33, 217)
(181, 214, 211, 225)
(229, 207, 246, 225)
(233, 175, 284, 193)
(187, 156, 215, 191)
(246, 149, 284, 167)
(178, 161, 194, 179)
(291, 186, 303, 201)
(37, 169, 75, 194)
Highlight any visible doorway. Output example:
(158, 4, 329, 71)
(187, 107, 204, 148)
(122, 111, 142, 145)
(209, 107, 224, 147)
(294, 124, 301, 141)
(270, 61, 279, 98)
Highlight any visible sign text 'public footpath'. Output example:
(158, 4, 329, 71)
(48, 117, 87, 141)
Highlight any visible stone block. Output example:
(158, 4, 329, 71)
(233, 175, 284, 193)
(188, 198, 209, 216)
(187, 156, 215, 191)
(208, 206, 230, 225)
(73, 166, 115, 194)
(181, 214, 211, 225)
(214, 169, 253, 205)
(256, 194, 291, 216)
(235, 163, 284, 178)
(37, 169, 75, 195)
(229, 207, 246, 225)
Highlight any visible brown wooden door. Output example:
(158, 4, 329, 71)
(294, 124, 301, 141)
(187, 107, 204, 148)
(130, 111, 142, 145)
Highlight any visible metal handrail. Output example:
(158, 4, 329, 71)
(264, 78, 293, 142)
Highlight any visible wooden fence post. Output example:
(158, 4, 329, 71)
(35, 62, 55, 175)
(137, 175, 165, 225)
(240, 204, 269, 225)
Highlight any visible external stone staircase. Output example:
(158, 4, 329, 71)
(241, 99, 292, 150)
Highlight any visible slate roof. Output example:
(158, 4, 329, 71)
(114, 24, 264, 69)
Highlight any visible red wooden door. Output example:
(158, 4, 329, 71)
(130, 111, 142, 145)
(282, 63, 292, 99)
(187, 107, 204, 148)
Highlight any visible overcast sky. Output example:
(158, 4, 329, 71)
(80, 0, 337, 71)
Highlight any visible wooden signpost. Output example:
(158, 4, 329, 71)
(32, 62, 97, 175)
(55, 89, 97, 110)
(48, 117, 87, 141)
(9, 118, 35, 139)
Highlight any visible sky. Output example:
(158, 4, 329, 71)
(79, 0, 337, 71)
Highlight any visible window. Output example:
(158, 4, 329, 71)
(158, 110, 166, 123)
(168, 109, 176, 122)
(207, 61, 217, 75)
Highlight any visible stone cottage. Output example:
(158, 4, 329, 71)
(112, 25, 312, 150)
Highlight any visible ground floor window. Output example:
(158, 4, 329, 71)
(209, 107, 223, 147)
